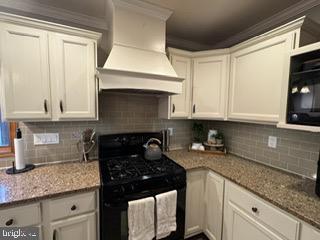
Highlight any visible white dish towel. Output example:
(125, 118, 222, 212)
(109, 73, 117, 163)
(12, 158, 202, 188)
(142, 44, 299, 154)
(155, 190, 177, 239)
(128, 197, 155, 240)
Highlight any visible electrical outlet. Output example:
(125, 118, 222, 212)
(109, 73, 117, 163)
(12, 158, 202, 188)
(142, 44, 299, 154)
(168, 128, 174, 136)
(33, 133, 59, 145)
(268, 136, 277, 148)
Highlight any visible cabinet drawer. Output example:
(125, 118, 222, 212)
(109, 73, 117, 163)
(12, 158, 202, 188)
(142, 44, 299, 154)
(227, 182, 299, 240)
(49, 192, 96, 221)
(0, 203, 41, 227)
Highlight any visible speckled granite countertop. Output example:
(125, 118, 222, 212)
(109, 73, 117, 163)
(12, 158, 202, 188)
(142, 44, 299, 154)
(166, 150, 320, 230)
(0, 161, 100, 208)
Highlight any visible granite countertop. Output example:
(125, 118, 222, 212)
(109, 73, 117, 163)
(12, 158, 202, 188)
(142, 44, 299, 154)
(0, 161, 100, 208)
(166, 150, 320, 230)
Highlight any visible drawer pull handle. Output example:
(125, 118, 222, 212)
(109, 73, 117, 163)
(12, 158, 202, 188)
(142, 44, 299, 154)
(71, 205, 77, 211)
(193, 104, 196, 113)
(5, 219, 14, 226)
(252, 207, 258, 213)
(172, 104, 175, 113)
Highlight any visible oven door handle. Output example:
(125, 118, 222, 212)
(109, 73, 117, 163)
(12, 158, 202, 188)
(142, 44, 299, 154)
(105, 185, 186, 208)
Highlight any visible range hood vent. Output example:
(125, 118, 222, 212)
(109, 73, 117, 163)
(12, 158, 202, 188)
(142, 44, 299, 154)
(97, 0, 183, 95)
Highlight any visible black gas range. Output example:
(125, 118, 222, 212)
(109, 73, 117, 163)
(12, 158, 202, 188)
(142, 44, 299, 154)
(99, 132, 186, 240)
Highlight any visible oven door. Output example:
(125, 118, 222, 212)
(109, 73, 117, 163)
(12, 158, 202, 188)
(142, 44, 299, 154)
(100, 186, 186, 240)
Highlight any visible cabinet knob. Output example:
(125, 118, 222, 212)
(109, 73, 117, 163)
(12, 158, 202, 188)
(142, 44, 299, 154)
(71, 205, 77, 211)
(44, 99, 48, 113)
(59, 100, 64, 113)
(252, 207, 258, 213)
(172, 104, 175, 113)
(5, 219, 14, 226)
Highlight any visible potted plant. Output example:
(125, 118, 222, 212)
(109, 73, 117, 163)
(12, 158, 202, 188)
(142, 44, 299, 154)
(191, 122, 205, 150)
(216, 132, 224, 145)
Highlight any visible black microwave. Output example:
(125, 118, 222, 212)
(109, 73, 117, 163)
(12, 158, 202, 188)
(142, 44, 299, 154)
(287, 50, 320, 126)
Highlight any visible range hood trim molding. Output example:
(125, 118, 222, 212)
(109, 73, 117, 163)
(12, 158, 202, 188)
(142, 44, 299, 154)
(98, 70, 183, 95)
(97, 68, 184, 82)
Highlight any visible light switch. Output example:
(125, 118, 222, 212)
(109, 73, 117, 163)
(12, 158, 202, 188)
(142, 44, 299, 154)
(268, 136, 277, 148)
(33, 133, 59, 145)
(168, 128, 174, 136)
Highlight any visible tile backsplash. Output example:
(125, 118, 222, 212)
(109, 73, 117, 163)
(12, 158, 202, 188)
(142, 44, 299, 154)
(206, 121, 320, 178)
(1, 93, 319, 179)
(0, 93, 192, 167)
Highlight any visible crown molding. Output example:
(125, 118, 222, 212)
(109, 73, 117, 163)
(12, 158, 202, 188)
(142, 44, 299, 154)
(0, 12, 102, 40)
(0, 0, 109, 30)
(112, 0, 173, 21)
(166, 35, 212, 51)
(212, 0, 320, 48)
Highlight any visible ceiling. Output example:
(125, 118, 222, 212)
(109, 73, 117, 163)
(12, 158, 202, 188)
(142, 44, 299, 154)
(2, 0, 319, 50)
(144, 0, 303, 47)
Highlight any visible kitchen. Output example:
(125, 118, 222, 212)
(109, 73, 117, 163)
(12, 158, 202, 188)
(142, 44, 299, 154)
(0, 0, 320, 240)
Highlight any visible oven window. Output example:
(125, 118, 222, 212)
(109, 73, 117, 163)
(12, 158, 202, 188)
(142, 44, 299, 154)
(289, 71, 320, 112)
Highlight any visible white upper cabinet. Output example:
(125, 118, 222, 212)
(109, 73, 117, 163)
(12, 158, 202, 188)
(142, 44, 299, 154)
(192, 52, 229, 120)
(170, 54, 192, 118)
(0, 13, 101, 121)
(158, 49, 229, 120)
(0, 23, 52, 120)
(49, 33, 96, 120)
(227, 17, 307, 124)
(228, 32, 295, 123)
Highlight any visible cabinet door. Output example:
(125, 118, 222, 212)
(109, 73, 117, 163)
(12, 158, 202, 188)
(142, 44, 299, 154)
(223, 182, 298, 240)
(50, 213, 96, 240)
(223, 203, 285, 240)
(204, 171, 224, 240)
(49, 33, 96, 120)
(170, 55, 191, 118)
(0, 23, 51, 120)
(228, 32, 295, 123)
(300, 223, 320, 240)
(192, 55, 229, 119)
(185, 170, 205, 237)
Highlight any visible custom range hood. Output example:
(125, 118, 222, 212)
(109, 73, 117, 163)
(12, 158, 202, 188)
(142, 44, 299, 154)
(97, 0, 183, 95)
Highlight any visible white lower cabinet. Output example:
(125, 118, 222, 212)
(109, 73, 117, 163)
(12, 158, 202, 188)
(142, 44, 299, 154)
(185, 169, 224, 240)
(0, 191, 98, 240)
(49, 213, 96, 240)
(204, 171, 224, 240)
(185, 170, 320, 240)
(185, 169, 205, 237)
(223, 181, 300, 240)
(300, 223, 320, 240)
